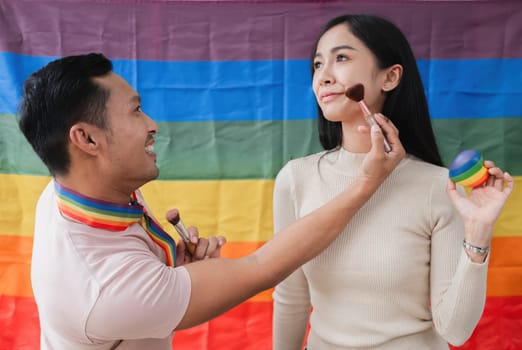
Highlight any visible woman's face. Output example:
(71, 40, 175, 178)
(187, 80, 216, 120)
(312, 24, 388, 123)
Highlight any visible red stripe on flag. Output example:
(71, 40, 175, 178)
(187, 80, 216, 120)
(2, 295, 521, 349)
(0, 296, 40, 350)
(173, 301, 272, 350)
(450, 295, 522, 350)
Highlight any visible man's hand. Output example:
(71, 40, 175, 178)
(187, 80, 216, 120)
(358, 113, 405, 185)
(176, 225, 226, 266)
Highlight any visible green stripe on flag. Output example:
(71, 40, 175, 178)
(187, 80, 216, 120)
(433, 118, 522, 174)
(2, 114, 521, 179)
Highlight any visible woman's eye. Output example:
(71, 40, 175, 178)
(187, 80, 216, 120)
(313, 61, 323, 70)
(336, 54, 348, 62)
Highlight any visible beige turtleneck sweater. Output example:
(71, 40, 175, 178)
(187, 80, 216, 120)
(272, 148, 489, 350)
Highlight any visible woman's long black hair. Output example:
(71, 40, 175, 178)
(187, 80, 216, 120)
(312, 14, 443, 166)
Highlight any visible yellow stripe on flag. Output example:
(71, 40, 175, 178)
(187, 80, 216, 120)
(1, 174, 521, 242)
(0, 174, 51, 237)
(140, 179, 274, 242)
(493, 177, 522, 237)
(0, 174, 276, 242)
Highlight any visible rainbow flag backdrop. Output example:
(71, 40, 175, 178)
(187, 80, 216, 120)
(1, 1, 521, 349)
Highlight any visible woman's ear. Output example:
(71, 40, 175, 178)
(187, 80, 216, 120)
(69, 123, 101, 156)
(382, 64, 403, 92)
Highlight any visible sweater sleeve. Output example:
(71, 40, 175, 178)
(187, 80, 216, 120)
(429, 175, 489, 346)
(272, 164, 311, 350)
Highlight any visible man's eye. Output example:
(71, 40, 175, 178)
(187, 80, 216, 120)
(135, 105, 142, 112)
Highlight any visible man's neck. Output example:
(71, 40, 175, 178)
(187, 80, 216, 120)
(55, 175, 134, 205)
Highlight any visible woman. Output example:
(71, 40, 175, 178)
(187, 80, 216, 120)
(272, 14, 513, 349)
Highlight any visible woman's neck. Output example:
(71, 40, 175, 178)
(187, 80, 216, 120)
(340, 120, 372, 153)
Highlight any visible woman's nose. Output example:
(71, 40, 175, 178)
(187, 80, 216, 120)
(317, 67, 334, 85)
(321, 77, 332, 85)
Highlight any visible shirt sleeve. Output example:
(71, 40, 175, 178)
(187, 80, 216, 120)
(272, 163, 311, 350)
(429, 174, 489, 346)
(85, 241, 192, 341)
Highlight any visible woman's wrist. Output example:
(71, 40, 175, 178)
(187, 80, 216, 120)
(463, 239, 489, 254)
(463, 220, 494, 248)
(463, 239, 489, 263)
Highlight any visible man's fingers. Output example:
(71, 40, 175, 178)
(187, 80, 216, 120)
(368, 124, 386, 158)
(187, 226, 199, 244)
(217, 235, 227, 246)
(375, 113, 398, 135)
(373, 114, 398, 151)
(193, 238, 209, 259)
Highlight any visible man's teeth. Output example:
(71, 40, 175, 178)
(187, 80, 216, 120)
(145, 144, 154, 153)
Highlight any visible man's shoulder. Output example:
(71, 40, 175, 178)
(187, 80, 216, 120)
(36, 179, 55, 203)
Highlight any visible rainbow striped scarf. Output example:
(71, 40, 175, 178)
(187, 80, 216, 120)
(54, 181, 176, 267)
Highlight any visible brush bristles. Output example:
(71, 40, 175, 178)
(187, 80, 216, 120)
(166, 209, 181, 225)
(345, 84, 364, 102)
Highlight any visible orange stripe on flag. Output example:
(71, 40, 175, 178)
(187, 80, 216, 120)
(487, 236, 522, 297)
(221, 241, 265, 259)
(0, 235, 33, 297)
(490, 236, 522, 267)
(0, 235, 273, 301)
(221, 240, 273, 302)
(3, 235, 521, 299)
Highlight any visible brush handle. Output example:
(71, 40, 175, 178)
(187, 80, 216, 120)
(173, 220, 197, 256)
(358, 101, 372, 116)
(365, 114, 392, 153)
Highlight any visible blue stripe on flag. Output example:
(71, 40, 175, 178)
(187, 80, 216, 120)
(1, 52, 520, 121)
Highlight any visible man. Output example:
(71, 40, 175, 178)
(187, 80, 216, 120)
(19, 53, 404, 349)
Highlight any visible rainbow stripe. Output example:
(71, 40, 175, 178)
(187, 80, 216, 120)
(55, 182, 143, 230)
(136, 194, 177, 268)
(55, 182, 176, 267)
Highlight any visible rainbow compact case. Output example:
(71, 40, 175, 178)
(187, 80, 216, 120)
(449, 149, 489, 188)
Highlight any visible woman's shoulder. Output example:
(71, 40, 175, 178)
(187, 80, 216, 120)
(279, 150, 330, 171)
(276, 150, 329, 181)
(403, 154, 449, 178)
(399, 155, 452, 193)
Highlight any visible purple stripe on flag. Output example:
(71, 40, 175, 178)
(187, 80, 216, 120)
(1, 1, 521, 61)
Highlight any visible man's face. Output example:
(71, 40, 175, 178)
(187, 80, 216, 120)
(94, 72, 159, 193)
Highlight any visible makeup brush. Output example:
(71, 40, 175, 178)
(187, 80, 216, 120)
(166, 209, 197, 256)
(345, 83, 392, 153)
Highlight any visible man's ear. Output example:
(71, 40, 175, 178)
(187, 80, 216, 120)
(382, 64, 403, 92)
(69, 123, 102, 156)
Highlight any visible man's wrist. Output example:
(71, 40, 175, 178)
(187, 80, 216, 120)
(353, 176, 382, 195)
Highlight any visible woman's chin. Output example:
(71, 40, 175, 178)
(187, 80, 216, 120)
(323, 114, 350, 123)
